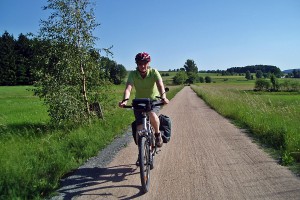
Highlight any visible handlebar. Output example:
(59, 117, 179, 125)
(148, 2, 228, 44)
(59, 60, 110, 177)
(121, 87, 169, 110)
(122, 99, 164, 109)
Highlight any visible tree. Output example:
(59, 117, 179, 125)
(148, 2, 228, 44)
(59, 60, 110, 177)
(205, 76, 212, 83)
(226, 65, 282, 77)
(35, 0, 109, 125)
(245, 70, 251, 80)
(183, 59, 198, 73)
(254, 79, 270, 91)
(110, 64, 127, 85)
(255, 70, 263, 79)
(0, 31, 16, 85)
(15, 34, 35, 85)
(98, 57, 127, 84)
(270, 74, 280, 91)
(186, 72, 199, 84)
(199, 76, 204, 83)
(292, 69, 300, 78)
(173, 71, 188, 85)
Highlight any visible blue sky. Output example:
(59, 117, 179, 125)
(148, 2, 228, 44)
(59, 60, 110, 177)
(1, 0, 299, 71)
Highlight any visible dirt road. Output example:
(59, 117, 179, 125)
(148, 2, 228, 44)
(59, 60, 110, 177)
(54, 86, 300, 200)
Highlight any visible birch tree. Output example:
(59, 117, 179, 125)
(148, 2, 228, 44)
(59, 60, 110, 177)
(35, 0, 110, 125)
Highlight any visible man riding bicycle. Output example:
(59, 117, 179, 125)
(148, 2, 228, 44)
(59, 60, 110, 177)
(119, 52, 169, 148)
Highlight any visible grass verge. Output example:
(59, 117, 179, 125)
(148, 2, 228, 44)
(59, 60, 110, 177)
(191, 84, 300, 175)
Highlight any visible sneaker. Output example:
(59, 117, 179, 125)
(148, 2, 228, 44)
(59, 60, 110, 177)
(155, 132, 163, 148)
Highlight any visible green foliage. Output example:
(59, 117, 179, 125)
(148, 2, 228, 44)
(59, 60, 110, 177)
(254, 79, 270, 91)
(227, 65, 282, 77)
(34, 0, 111, 125)
(245, 70, 252, 80)
(184, 59, 198, 73)
(292, 69, 300, 78)
(255, 77, 300, 92)
(186, 72, 199, 84)
(270, 74, 280, 91)
(255, 70, 263, 79)
(99, 57, 127, 84)
(282, 151, 295, 166)
(199, 76, 204, 83)
(0, 31, 17, 86)
(173, 71, 188, 85)
(0, 32, 48, 86)
(280, 80, 300, 92)
(205, 76, 212, 83)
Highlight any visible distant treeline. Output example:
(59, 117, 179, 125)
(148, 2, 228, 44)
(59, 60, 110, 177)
(0, 32, 36, 85)
(226, 65, 281, 75)
(170, 65, 287, 78)
(0, 31, 127, 86)
(201, 65, 283, 77)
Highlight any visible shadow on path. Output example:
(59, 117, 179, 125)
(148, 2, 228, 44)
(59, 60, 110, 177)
(55, 164, 144, 200)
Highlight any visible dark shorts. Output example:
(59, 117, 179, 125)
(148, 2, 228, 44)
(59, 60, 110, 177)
(134, 103, 160, 125)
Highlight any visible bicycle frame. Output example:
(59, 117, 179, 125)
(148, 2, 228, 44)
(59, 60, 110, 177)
(123, 98, 162, 193)
(137, 111, 156, 153)
(121, 88, 169, 193)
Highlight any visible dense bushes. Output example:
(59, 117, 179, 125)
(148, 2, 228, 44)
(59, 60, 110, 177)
(255, 78, 300, 92)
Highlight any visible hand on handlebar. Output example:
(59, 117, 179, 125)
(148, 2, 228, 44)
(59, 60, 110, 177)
(119, 98, 129, 108)
(162, 97, 170, 105)
(155, 96, 169, 105)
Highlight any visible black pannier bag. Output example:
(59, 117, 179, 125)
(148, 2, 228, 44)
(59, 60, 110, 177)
(159, 114, 172, 143)
(132, 98, 152, 112)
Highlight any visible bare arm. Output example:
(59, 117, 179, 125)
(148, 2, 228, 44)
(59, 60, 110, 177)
(119, 82, 133, 107)
(156, 79, 169, 104)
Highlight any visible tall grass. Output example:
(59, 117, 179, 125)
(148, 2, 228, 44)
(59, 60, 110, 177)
(191, 84, 300, 166)
(0, 85, 183, 199)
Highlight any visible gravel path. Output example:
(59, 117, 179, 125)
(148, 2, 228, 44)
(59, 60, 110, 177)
(51, 86, 300, 200)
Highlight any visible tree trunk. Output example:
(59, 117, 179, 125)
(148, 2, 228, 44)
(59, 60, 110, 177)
(81, 62, 90, 115)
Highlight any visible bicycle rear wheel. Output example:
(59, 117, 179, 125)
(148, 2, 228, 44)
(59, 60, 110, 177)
(138, 136, 151, 193)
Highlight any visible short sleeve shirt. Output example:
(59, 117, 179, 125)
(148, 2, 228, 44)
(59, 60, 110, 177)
(127, 68, 162, 100)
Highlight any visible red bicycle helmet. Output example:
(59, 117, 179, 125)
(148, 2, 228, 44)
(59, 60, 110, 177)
(135, 52, 151, 63)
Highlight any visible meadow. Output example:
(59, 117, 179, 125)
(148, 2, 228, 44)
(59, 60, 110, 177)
(1, 72, 299, 199)
(191, 77, 300, 170)
(0, 84, 183, 199)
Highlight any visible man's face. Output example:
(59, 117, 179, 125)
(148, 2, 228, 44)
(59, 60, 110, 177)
(137, 61, 149, 73)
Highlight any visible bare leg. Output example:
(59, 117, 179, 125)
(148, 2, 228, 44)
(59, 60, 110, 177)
(149, 111, 160, 134)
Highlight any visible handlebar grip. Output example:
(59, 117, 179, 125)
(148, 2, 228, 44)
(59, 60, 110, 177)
(122, 98, 129, 103)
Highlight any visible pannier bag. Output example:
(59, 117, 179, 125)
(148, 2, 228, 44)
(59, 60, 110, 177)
(159, 114, 172, 143)
(131, 114, 172, 145)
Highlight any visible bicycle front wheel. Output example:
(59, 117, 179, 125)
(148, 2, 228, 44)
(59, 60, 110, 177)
(138, 136, 151, 193)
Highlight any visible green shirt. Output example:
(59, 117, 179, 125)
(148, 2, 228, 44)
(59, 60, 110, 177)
(127, 68, 162, 100)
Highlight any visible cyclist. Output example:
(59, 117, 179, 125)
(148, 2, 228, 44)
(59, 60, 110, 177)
(119, 52, 169, 148)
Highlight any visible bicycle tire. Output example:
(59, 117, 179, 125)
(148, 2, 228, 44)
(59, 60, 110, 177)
(138, 136, 151, 193)
(150, 126, 155, 170)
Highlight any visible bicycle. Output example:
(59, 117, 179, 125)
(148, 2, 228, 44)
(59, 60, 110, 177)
(122, 90, 168, 193)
